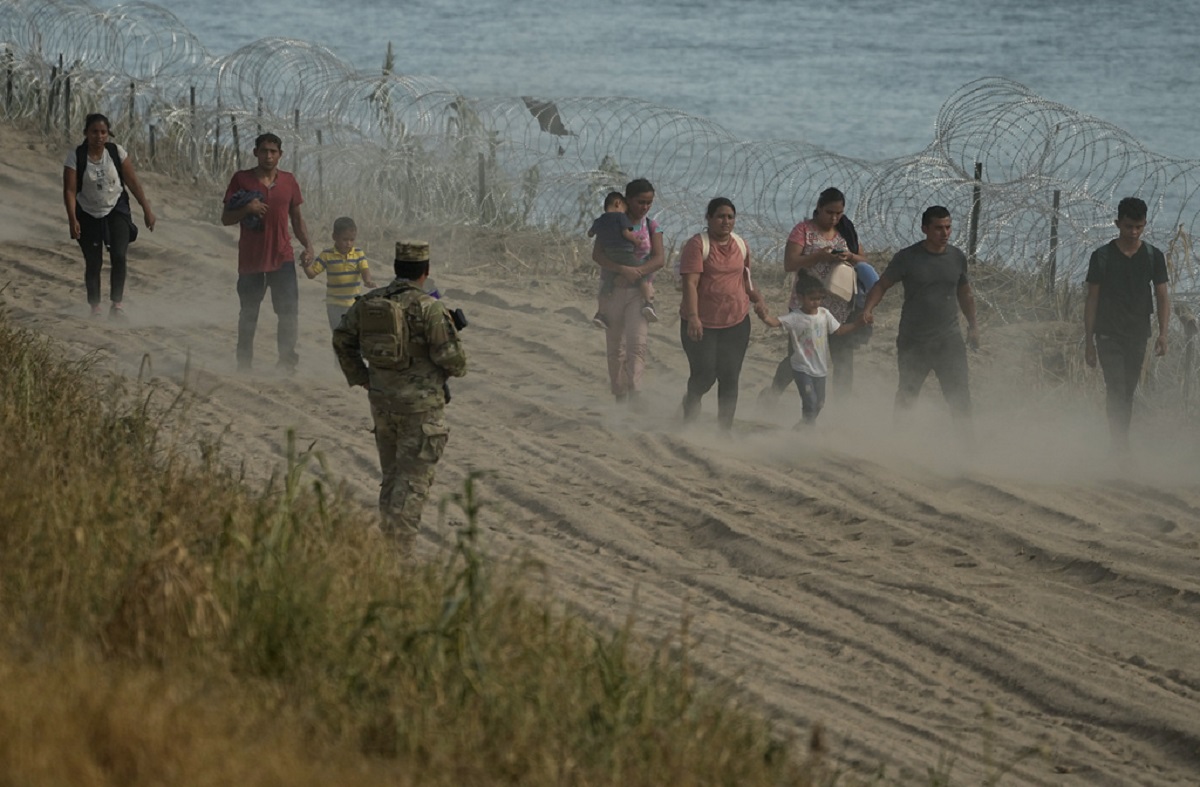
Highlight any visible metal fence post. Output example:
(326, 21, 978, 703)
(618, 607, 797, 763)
(1047, 189, 1061, 297)
(967, 162, 982, 264)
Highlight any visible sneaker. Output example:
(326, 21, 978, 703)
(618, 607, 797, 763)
(109, 303, 126, 321)
(90, 304, 103, 318)
(592, 313, 608, 329)
(641, 303, 659, 322)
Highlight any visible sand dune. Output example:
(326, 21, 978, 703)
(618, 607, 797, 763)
(3, 125, 1199, 785)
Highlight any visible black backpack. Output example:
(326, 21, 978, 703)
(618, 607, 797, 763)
(74, 141, 137, 241)
(74, 141, 126, 194)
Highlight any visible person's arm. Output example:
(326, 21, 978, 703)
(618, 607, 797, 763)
(682, 272, 703, 341)
(1154, 282, 1171, 356)
(831, 314, 866, 335)
(427, 303, 469, 379)
(302, 259, 320, 279)
(120, 155, 155, 231)
(632, 228, 665, 279)
(331, 306, 369, 388)
(860, 273, 895, 325)
(957, 281, 979, 349)
(754, 302, 782, 328)
(784, 240, 844, 273)
(1084, 283, 1100, 368)
(592, 238, 622, 273)
(289, 202, 315, 266)
(742, 251, 764, 306)
(220, 189, 267, 226)
(361, 263, 377, 288)
(62, 165, 81, 240)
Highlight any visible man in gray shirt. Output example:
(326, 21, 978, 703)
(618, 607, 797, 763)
(861, 205, 979, 425)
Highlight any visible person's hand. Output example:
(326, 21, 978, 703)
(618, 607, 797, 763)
(1154, 333, 1168, 357)
(143, 206, 156, 232)
(300, 247, 315, 266)
(753, 301, 769, 318)
(827, 248, 846, 262)
(967, 326, 980, 351)
(861, 308, 875, 326)
(617, 265, 641, 283)
(247, 198, 268, 217)
(1084, 339, 1097, 368)
(686, 315, 703, 342)
(69, 216, 81, 240)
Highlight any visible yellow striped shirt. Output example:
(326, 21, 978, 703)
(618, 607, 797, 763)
(312, 247, 371, 306)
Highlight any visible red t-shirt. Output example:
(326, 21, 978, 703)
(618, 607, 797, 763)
(223, 169, 303, 275)
(677, 233, 751, 329)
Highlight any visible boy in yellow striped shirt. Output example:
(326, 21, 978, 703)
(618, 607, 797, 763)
(302, 216, 377, 330)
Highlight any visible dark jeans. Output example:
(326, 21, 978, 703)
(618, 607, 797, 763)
(77, 208, 131, 306)
(237, 263, 299, 369)
(1095, 333, 1147, 451)
(772, 331, 856, 397)
(793, 370, 827, 423)
(680, 315, 751, 430)
(895, 333, 971, 421)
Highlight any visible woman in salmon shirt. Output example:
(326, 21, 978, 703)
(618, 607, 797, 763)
(678, 197, 764, 431)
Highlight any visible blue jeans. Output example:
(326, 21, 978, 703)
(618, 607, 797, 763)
(236, 263, 299, 369)
(793, 370, 827, 423)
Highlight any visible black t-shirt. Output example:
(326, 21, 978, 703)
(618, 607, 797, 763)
(1085, 241, 1169, 340)
(882, 242, 969, 345)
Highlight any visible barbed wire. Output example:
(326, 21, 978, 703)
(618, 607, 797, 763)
(3, 0, 1199, 314)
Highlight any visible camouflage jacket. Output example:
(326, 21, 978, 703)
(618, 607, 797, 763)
(332, 280, 468, 412)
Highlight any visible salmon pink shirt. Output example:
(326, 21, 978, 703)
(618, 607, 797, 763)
(677, 233, 751, 329)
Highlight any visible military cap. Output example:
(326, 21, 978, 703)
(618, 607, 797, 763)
(395, 240, 430, 263)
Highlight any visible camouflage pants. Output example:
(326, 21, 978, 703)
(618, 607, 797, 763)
(370, 405, 450, 547)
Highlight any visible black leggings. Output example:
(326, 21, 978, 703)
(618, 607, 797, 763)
(77, 209, 131, 306)
(680, 315, 752, 430)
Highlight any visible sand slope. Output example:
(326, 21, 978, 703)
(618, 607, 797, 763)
(3, 126, 1199, 785)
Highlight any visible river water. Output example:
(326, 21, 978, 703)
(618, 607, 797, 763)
(100, 0, 1199, 162)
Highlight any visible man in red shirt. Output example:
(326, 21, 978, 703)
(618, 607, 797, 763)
(221, 133, 315, 373)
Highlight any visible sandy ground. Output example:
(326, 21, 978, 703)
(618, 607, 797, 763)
(3, 125, 1200, 785)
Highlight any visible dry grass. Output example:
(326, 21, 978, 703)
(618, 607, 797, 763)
(0, 304, 851, 786)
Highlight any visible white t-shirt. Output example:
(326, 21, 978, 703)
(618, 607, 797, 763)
(779, 307, 841, 378)
(63, 143, 127, 218)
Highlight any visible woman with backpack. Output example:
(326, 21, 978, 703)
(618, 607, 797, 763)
(62, 113, 156, 318)
(760, 187, 870, 403)
(678, 197, 764, 431)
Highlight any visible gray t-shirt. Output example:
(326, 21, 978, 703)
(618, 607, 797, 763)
(590, 211, 639, 266)
(882, 241, 969, 346)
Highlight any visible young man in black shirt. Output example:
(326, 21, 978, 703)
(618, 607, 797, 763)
(1084, 197, 1171, 452)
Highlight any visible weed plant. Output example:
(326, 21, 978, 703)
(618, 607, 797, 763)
(0, 305, 837, 785)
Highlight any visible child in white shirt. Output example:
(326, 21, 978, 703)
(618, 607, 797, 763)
(754, 272, 866, 425)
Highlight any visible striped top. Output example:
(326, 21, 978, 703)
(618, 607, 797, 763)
(311, 247, 372, 306)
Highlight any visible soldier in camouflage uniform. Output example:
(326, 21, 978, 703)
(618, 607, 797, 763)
(332, 240, 468, 552)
